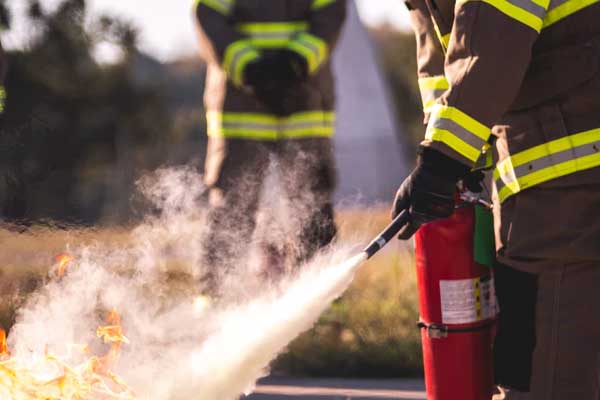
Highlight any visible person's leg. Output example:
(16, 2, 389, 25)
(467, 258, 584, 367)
(278, 138, 337, 265)
(494, 263, 538, 392)
(529, 261, 600, 400)
(201, 137, 269, 293)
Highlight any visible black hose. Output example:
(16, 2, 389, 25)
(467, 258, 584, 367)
(363, 210, 409, 259)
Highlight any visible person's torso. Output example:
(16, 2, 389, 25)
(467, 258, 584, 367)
(218, 0, 335, 114)
(420, 0, 600, 110)
(231, 0, 313, 22)
(419, 0, 600, 262)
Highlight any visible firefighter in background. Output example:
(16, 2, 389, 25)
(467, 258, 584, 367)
(194, 0, 346, 289)
(393, 0, 600, 399)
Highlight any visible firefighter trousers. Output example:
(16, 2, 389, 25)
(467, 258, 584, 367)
(200, 136, 337, 288)
(500, 261, 600, 400)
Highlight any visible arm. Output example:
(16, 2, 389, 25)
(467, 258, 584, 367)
(407, 0, 449, 120)
(194, 0, 259, 87)
(287, 0, 347, 75)
(392, 0, 549, 239)
(423, 0, 548, 165)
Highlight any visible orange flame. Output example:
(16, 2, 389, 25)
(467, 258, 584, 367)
(0, 309, 135, 399)
(55, 254, 74, 278)
(0, 329, 8, 358)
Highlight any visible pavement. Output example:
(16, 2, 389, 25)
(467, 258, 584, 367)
(246, 377, 426, 400)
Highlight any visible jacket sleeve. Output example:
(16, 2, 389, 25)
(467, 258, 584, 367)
(195, 0, 260, 87)
(407, 0, 448, 121)
(287, 0, 347, 75)
(422, 0, 549, 166)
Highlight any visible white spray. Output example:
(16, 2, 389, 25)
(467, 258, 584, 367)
(6, 167, 373, 400)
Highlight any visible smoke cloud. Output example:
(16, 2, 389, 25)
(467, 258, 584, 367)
(6, 166, 369, 399)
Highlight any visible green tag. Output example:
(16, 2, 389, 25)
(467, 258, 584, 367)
(474, 204, 495, 267)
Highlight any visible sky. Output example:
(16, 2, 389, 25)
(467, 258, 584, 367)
(3, 0, 411, 62)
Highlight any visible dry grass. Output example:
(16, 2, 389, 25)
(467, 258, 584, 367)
(275, 209, 422, 376)
(0, 209, 422, 376)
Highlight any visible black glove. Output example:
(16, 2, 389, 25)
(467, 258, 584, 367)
(270, 49, 309, 82)
(243, 51, 309, 116)
(243, 50, 308, 87)
(392, 147, 470, 240)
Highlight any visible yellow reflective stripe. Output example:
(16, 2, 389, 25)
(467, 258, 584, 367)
(442, 33, 451, 48)
(423, 100, 437, 114)
(531, 0, 550, 7)
(237, 22, 308, 48)
(418, 76, 450, 91)
(223, 39, 260, 87)
(432, 24, 449, 52)
(196, 0, 233, 15)
(0, 86, 5, 113)
(428, 105, 491, 143)
(425, 128, 483, 162)
(418, 75, 449, 113)
(237, 22, 308, 35)
(458, 0, 548, 32)
(494, 128, 600, 202)
(207, 111, 335, 139)
(312, 0, 337, 10)
(543, 0, 600, 28)
(283, 126, 334, 138)
(425, 104, 491, 163)
(287, 33, 328, 74)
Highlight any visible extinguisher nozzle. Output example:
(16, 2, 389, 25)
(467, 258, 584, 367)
(363, 210, 410, 259)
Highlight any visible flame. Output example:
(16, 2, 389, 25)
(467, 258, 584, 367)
(55, 254, 74, 278)
(0, 329, 8, 358)
(0, 310, 135, 399)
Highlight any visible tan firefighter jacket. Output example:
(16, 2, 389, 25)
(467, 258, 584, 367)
(408, 0, 600, 203)
(194, 0, 346, 140)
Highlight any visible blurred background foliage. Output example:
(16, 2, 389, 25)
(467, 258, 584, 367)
(0, 0, 421, 225)
(0, 0, 425, 377)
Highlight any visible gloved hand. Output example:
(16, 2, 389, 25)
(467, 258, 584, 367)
(392, 147, 470, 239)
(270, 49, 309, 82)
(242, 50, 308, 116)
(243, 50, 308, 87)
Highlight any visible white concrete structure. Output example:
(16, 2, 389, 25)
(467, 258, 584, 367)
(333, 1, 409, 205)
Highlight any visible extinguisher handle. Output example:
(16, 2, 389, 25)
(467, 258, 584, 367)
(363, 210, 410, 260)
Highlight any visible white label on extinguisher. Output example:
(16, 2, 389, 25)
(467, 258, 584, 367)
(439, 277, 497, 324)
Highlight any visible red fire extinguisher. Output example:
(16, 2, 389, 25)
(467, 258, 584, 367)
(362, 193, 497, 400)
(414, 198, 496, 400)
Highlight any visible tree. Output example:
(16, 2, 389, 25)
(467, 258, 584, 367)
(0, 0, 172, 223)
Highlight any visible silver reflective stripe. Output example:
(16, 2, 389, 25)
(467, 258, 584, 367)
(431, 117, 488, 150)
(495, 140, 600, 192)
(222, 122, 276, 131)
(230, 46, 255, 74)
(510, 0, 547, 18)
(296, 37, 320, 57)
(248, 31, 297, 39)
(213, 0, 233, 13)
(547, 0, 568, 10)
(422, 89, 447, 104)
(222, 120, 333, 131)
(284, 121, 334, 130)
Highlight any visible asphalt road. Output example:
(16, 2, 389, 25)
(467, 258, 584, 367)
(246, 378, 426, 400)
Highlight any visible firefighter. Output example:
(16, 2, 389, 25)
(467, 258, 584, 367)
(193, 0, 346, 290)
(393, 0, 600, 399)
